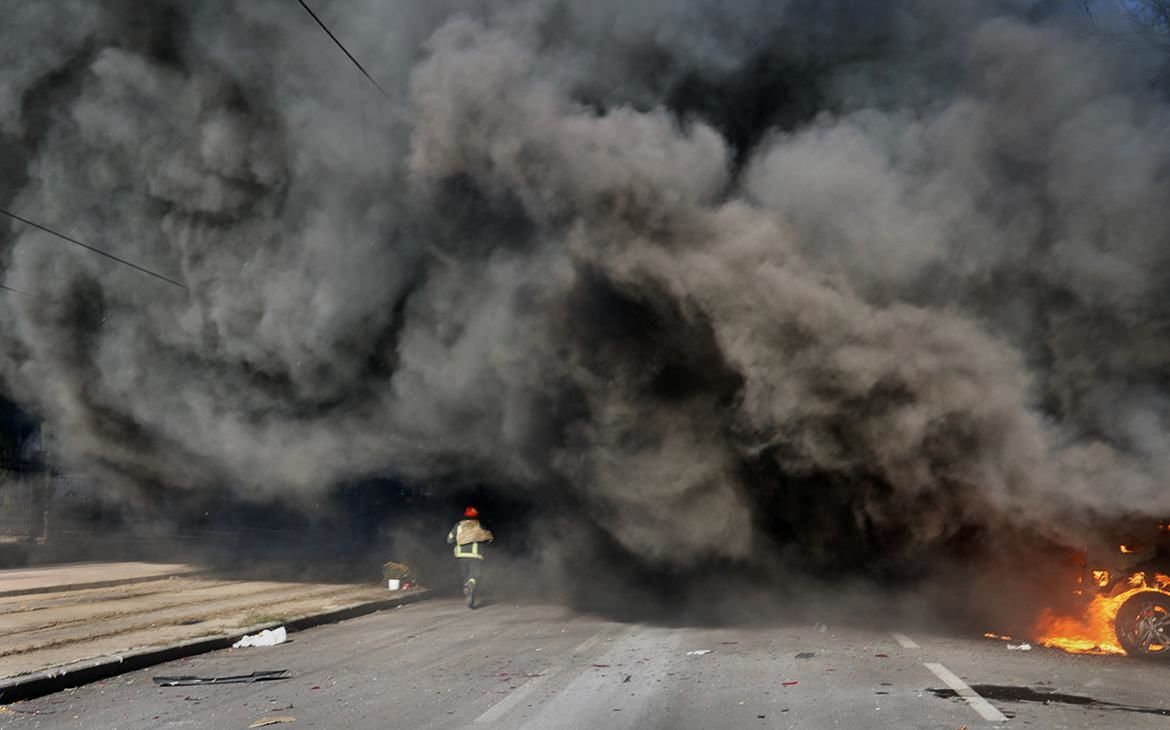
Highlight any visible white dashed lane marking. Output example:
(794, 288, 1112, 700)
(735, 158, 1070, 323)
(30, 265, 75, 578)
(475, 626, 627, 724)
(890, 632, 920, 649)
(924, 661, 1008, 723)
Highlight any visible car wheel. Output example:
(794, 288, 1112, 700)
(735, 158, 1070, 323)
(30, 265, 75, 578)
(1116, 591, 1170, 659)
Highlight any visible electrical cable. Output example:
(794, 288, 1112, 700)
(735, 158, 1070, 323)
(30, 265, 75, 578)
(0, 208, 186, 290)
(0, 283, 39, 300)
(296, 0, 391, 99)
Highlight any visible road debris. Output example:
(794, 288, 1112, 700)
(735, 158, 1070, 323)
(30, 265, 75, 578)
(686, 650, 713, 656)
(153, 670, 290, 686)
(382, 561, 414, 583)
(249, 718, 296, 728)
(234, 627, 288, 648)
(795, 652, 816, 659)
(1007, 643, 1032, 651)
(782, 681, 799, 687)
(814, 623, 829, 633)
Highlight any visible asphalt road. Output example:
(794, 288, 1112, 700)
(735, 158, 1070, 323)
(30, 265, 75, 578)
(2, 597, 1169, 729)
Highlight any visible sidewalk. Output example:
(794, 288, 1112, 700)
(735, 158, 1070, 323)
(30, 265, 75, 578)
(0, 561, 204, 598)
(0, 562, 430, 702)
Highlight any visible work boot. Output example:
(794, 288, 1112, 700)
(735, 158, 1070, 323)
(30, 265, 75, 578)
(464, 579, 477, 609)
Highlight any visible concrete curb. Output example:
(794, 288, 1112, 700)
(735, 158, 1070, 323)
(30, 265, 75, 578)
(0, 588, 433, 704)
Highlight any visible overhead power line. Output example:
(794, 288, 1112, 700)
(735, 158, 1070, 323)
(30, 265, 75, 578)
(0, 283, 56, 305)
(0, 208, 187, 290)
(296, 0, 391, 100)
(0, 283, 39, 299)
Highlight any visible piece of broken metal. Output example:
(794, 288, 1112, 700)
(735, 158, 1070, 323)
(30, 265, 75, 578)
(249, 717, 296, 728)
(153, 670, 290, 686)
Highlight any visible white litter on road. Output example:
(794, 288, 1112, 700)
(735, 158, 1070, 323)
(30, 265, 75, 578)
(233, 627, 288, 648)
(1007, 643, 1032, 651)
(686, 650, 713, 656)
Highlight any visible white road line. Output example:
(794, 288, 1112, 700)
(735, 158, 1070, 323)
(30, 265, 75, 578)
(924, 662, 1007, 723)
(474, 665, 556, 724)
(474, 627, 620, 724)
(891, 632, 920, 649)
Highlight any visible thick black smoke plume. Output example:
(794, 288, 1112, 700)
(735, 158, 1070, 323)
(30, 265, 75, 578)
(3, 1, 1170, 586)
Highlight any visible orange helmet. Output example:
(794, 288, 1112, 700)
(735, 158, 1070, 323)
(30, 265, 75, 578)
(464, 506, 479, 518)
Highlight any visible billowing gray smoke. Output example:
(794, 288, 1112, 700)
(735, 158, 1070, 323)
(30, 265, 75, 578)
(3, 0, 1170, 576)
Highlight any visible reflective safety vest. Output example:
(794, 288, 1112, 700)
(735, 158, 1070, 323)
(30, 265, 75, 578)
(454, 540, 484, 560)
(448, 519, 491, 560)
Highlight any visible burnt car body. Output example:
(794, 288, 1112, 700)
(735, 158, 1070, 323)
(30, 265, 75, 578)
(1085, 523, 1170, 659)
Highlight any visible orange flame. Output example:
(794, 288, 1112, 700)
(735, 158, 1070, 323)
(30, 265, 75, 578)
(1031, 572, 1170, 654)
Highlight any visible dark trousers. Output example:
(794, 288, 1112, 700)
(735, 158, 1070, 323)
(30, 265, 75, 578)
(458, 558, 482, 587)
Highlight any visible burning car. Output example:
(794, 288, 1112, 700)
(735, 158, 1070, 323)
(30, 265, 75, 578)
(1032, 522, 1170, 659)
